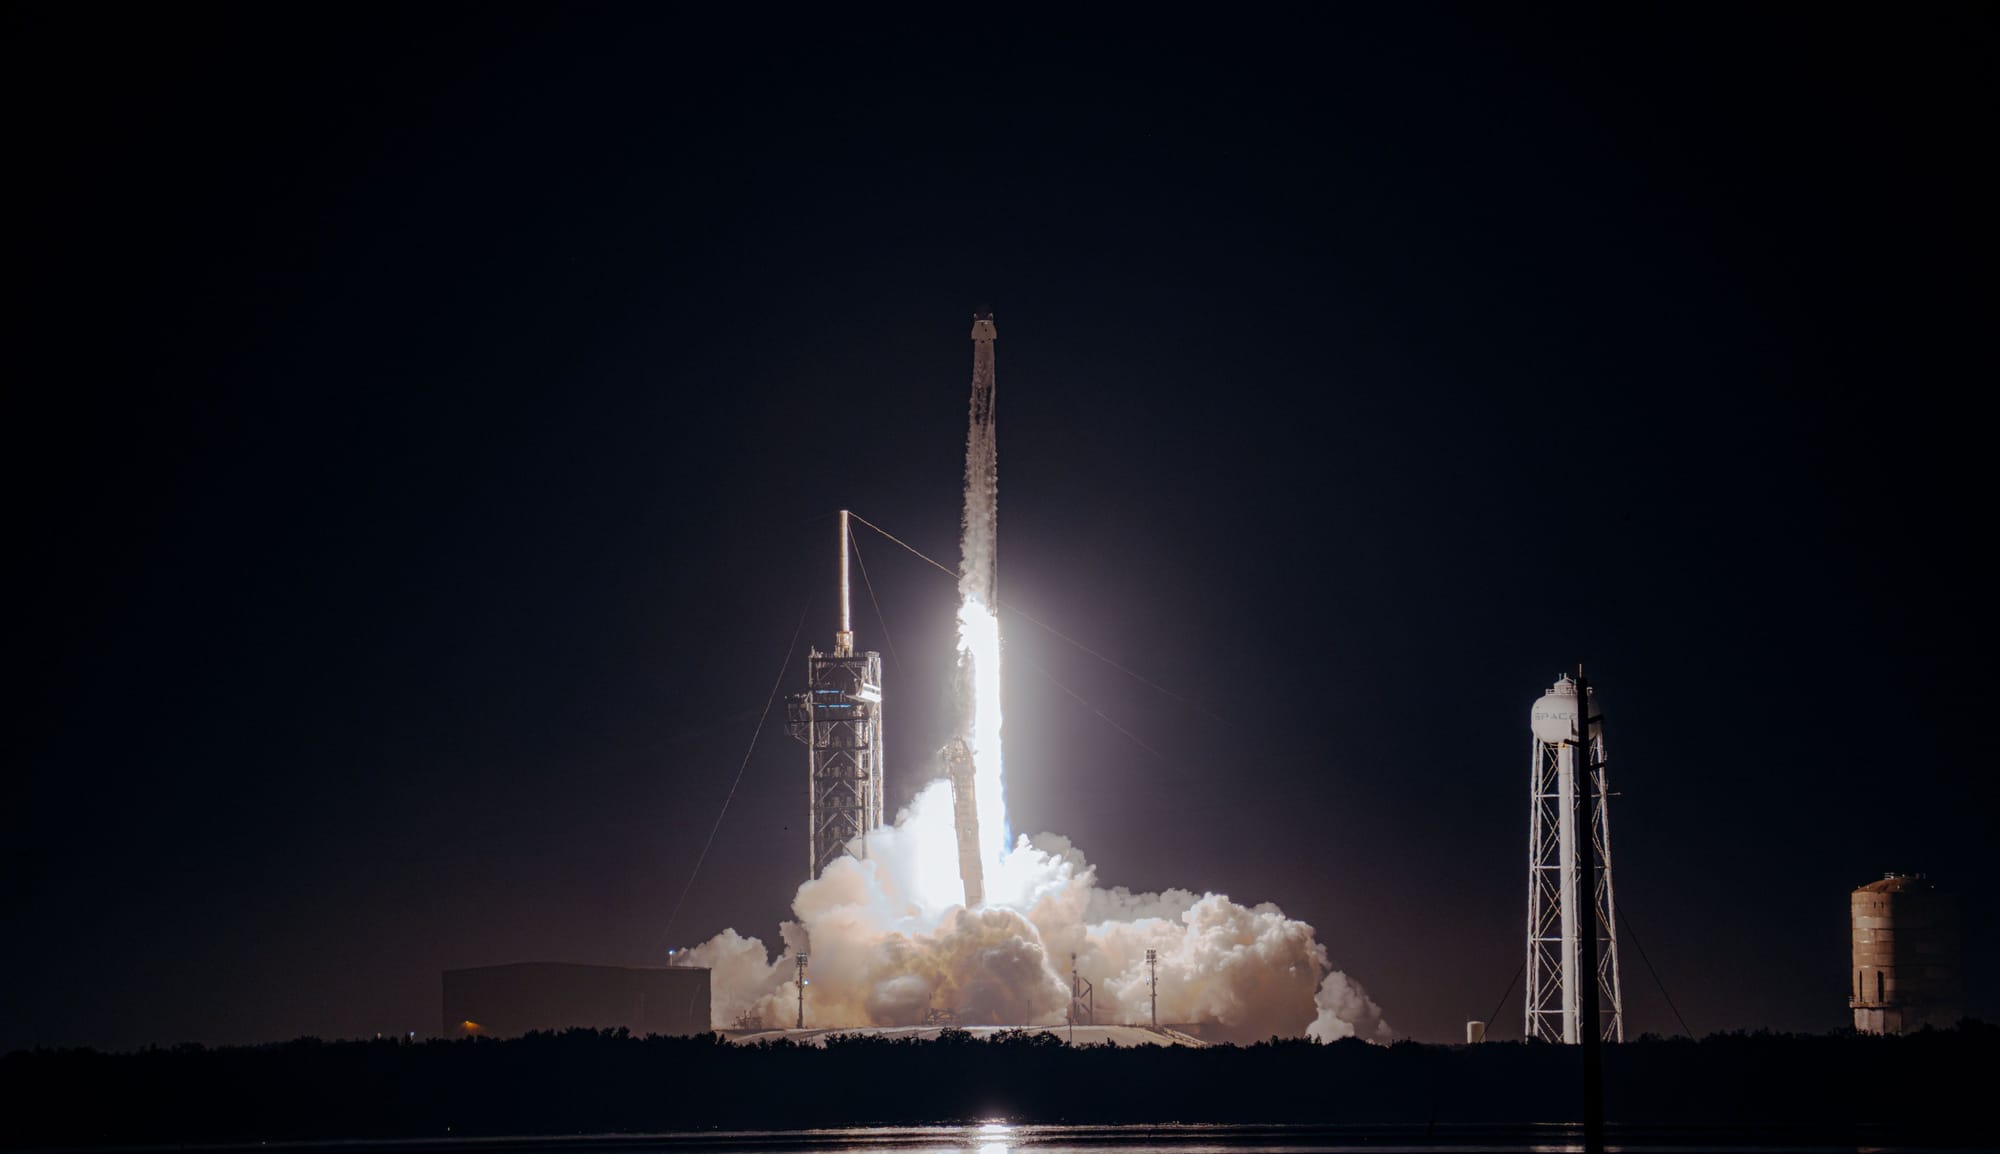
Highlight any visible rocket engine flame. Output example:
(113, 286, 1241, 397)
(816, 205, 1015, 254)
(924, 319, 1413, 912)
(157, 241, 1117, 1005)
(957, 596, 1008, 877)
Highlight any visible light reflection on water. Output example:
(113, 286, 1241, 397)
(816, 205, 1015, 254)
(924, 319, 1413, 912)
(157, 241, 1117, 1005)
(599, 1122, 1964, 1154)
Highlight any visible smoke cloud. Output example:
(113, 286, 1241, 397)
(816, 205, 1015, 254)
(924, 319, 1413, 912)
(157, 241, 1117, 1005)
(677, 779, 1390, 1043)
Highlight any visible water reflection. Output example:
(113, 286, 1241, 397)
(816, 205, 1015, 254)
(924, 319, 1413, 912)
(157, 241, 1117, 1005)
(540, 1123, 1947, 1154)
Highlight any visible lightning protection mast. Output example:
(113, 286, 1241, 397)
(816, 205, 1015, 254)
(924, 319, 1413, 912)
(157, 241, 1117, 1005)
(1145, 948, 1159, 1030)
(786, 511, 885, 881)
(1523, 673, 1625, 1045)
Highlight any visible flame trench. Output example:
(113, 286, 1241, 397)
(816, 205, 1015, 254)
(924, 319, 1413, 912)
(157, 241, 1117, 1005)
(947, 310, 1006, 908)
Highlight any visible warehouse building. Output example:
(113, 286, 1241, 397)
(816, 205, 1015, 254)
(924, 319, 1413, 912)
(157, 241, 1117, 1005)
(442, 962, 710, 1038)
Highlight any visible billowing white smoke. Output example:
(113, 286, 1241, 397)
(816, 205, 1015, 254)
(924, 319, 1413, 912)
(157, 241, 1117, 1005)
(677, 779, 1390, 1043)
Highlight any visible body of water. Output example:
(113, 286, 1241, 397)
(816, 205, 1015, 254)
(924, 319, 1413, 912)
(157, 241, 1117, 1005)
(71, 1123, 1983, 1154)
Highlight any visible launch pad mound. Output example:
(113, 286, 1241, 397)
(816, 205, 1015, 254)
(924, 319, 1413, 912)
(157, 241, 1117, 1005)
(723, 1024, 1208, 1047)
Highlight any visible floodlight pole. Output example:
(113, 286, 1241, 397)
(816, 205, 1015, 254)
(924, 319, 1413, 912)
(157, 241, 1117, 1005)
(1146, 948, 1158, 1030)
(796, 953, 808, 1030)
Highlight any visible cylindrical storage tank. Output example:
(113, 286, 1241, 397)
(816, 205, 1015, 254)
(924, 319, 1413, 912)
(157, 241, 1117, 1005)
(1465, 1020, 1487, 1044)
(1849, 873, 1962, 1034)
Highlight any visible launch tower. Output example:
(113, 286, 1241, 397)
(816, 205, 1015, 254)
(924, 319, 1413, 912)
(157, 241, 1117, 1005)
(1524, 674, 1625, 1043)
(786, 511, 884, 880)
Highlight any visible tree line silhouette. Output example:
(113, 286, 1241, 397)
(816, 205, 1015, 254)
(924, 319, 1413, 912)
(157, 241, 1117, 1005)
(4, 1023, 1992, 1148)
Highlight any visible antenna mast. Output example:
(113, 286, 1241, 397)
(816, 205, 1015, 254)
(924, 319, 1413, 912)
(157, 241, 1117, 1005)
(835, 510, 854, 657)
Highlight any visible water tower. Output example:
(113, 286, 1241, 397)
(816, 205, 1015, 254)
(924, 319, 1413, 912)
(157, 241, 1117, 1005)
(1524, 674, 1625, 1043)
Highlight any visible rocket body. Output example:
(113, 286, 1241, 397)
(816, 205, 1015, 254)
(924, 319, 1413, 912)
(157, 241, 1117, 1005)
(960, 312, 999, 607)
(946, 310, 1005, 907)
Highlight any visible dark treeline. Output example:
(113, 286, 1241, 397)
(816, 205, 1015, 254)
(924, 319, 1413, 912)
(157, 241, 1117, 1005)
(4, 1024, 1993, 1149)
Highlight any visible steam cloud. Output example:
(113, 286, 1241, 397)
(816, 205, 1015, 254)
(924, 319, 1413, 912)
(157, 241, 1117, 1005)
(677, 779, 1390, 1043)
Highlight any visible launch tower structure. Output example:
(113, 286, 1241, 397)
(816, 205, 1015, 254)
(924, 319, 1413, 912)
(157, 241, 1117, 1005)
(1524, 674, 1625, 1044)
(786, 511, 884, 881)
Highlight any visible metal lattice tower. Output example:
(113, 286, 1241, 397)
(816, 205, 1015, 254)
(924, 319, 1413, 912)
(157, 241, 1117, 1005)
(1068, 952, 1095, 1029)
(1524, 673, 1625, 1044)
(1145, 948, 1159, 1030)
(786, 511, 884, 881)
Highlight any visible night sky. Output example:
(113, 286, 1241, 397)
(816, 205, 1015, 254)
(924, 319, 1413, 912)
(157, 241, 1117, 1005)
(8, 7, 1994, 1051)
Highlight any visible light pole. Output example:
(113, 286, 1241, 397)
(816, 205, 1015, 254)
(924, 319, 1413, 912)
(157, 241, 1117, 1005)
(1068, 953, 1077, 1045)
(1145, 948, 1158, 1030)
(795, 953, 809, 1030)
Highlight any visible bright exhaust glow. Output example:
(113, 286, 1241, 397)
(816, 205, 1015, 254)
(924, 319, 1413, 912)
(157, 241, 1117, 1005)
(957, 595, 1010, 882)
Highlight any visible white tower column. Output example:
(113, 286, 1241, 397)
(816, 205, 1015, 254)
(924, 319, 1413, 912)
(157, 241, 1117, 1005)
(1525, 674, 1624, 1044)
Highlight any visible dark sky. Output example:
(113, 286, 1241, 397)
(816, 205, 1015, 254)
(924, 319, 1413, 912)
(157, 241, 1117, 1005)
(7, 7, 1994, 1050)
